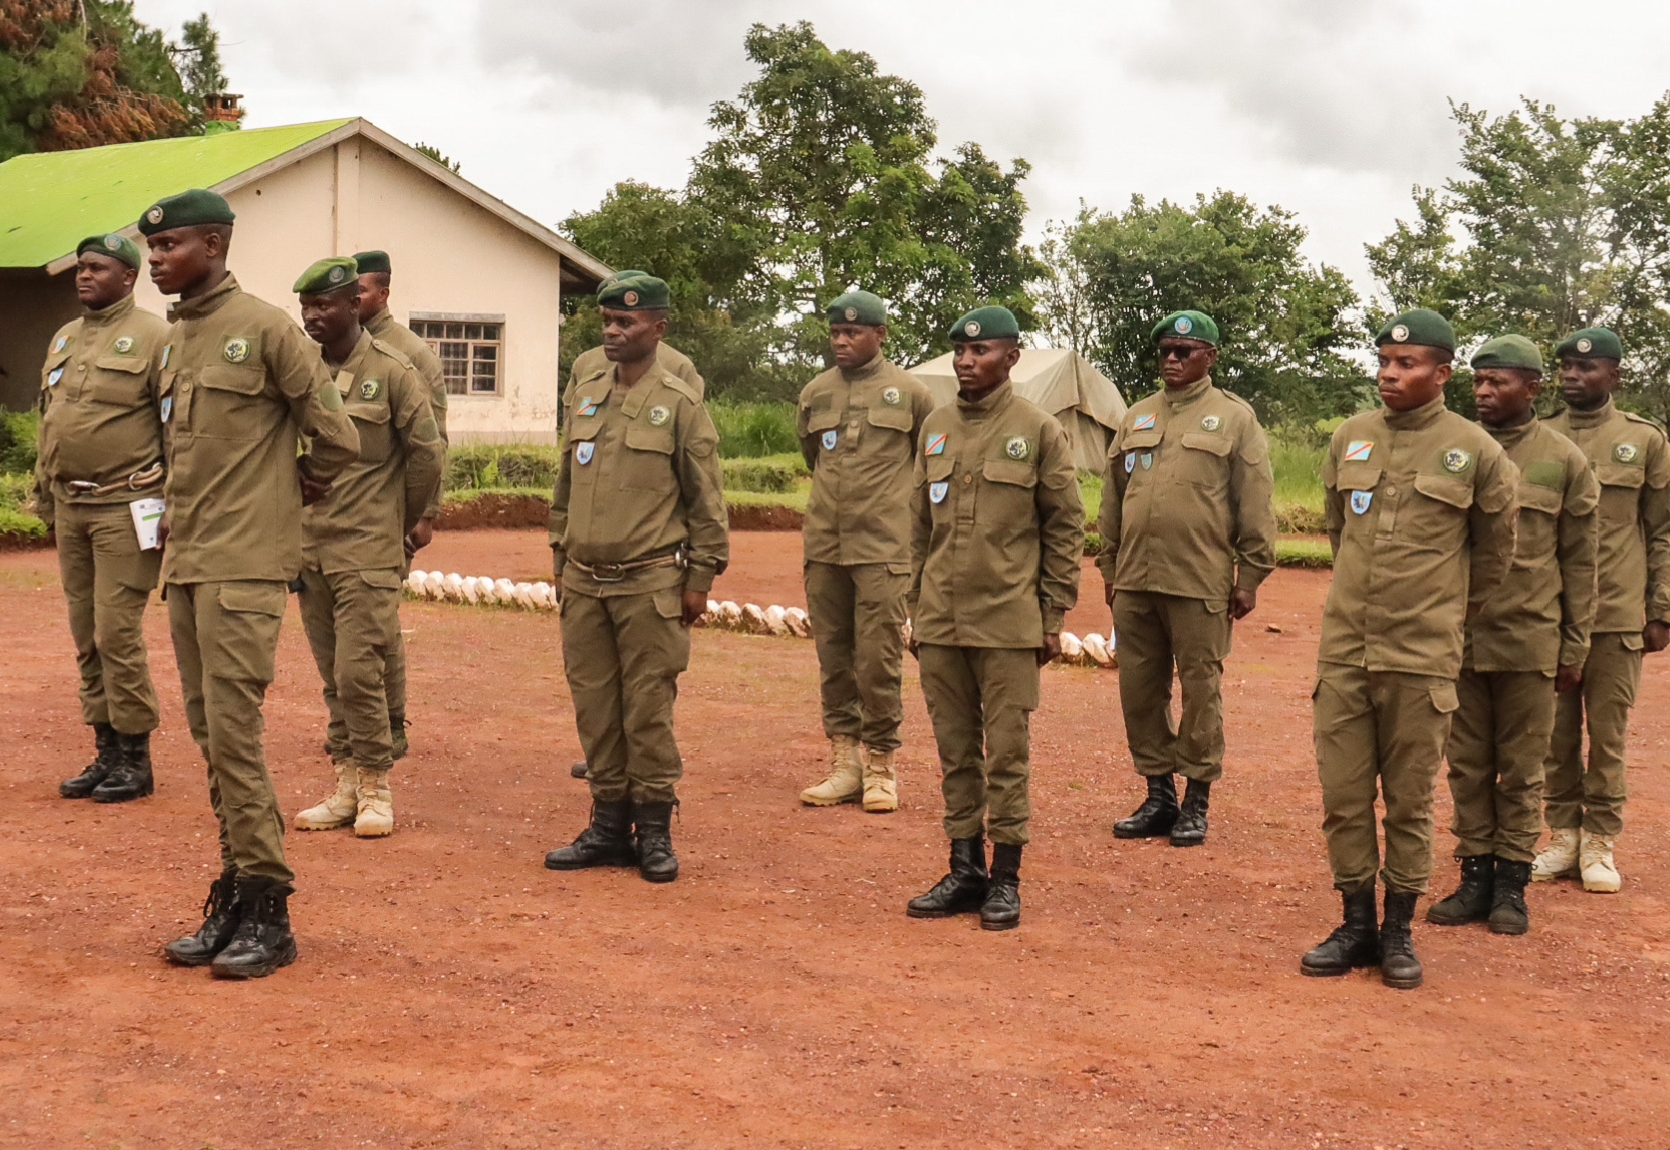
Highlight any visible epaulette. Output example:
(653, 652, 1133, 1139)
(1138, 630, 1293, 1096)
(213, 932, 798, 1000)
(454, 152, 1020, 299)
(659, 373, 701, 406)
(369, 337, 416, 372)
(1221, 390, 1257, 415)
(1622, 410, 1668, 436)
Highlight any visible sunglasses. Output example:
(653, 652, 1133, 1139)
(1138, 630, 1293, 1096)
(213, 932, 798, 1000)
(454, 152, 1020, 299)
(1157, 345, 1202, 361)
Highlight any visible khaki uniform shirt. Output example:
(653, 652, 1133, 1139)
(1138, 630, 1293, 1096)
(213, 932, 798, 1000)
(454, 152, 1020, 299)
(1095, 376, 1278, 600)
(567, 343, 704, 403)
(159, 274, 360, 585)
(364, 307, 448, 519)
(1545, 399, 1670, 633)
(797, 353, 935, 567)
(303, 330, 445, 575)
(550, 359, 728, 597)
(1320, 396, 1519, 678)
(35, 293, 169, 513)
(908, 381, 1084, 648)
(1465, 418, 1599, 674)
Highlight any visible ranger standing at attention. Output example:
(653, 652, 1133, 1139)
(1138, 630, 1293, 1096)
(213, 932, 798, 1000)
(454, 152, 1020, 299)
(143, 190, 360, 979)
(1428, 335, 1596, 935)
(544, 273, 728, 883)
(352, 251, 448, 762)
(905, 306, 1083, 931)
(795, 290, 934, 812)
(40, 234, 170, 804)
(291, 258, 444, 839)
(1534, 327, 1670, 892)
(1097, 310, 1276, 847)
(1302, 309, 1517, 990)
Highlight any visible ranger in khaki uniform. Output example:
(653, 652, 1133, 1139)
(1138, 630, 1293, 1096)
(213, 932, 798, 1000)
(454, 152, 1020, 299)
(1302, 309, 1518, 990)
(1427, 336, 1597, 935)
(1097, 310, 1276, 847)
(353, 251, 448, 762)
(1534, 327, 1670, 892)
(905, 306, 1083, 932)
(544, 273, 728, 884)
(39, 234, 169, 804)
(143, 190, 360, 979)
(796, 290, 934, 812)
(290, 258, 444, 839)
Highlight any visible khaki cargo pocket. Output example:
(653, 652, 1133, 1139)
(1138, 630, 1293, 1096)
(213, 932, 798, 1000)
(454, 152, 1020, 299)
(806, 409, 842, 433)
(620, 426, 676, 492)
(87, 355, 150, 407)
(866, 404, 914, 433)
(1335, 463, 1381, 492)
(981, 458, 1036, 524)
(211, 581, 287, 683)
(358, 568, 404, 590)
(195, 365, 268, 440)
(652, 588, 684, 620)
(1428, 681, 1459, 715)
(1179, 432, 1231, 491)
(40, 349, 71, 392)
(1621, 632, 1646, 652)
(1596, 463, 1645, 490)
(347, 398, 393, 464)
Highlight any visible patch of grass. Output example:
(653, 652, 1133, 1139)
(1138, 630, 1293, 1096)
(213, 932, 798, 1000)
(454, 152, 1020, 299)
(709, 401, 799, 458)
(726, 482, 810, 513)
(723, 453, 808, 494)
(1276, 538, 1333, 568)
(445, 444, 564, 492)
(440, 485, 551, 505)
(1271, 435, 1326, 534)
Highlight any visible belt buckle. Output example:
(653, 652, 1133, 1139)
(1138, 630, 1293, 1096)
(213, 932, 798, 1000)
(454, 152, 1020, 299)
(590, 562, 625, 583)
(67, 480, 99, 493)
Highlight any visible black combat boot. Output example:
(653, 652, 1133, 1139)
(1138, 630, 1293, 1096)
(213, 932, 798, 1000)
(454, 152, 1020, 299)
(1113, 774, 1179, 839)
(1488, 857, 1531, 936)
(980, 843, 1022, 931)
(1379, 889, 1423, 990)
(570, 761, 590, 780)
(211, 876, 298, 979)
(390, 712, 409, 762)
(632, 800, 679, 883)
(165, 870, 241, 966)
(1169, 779, 1211, 847)
(1425, 854, 1493, 925)
(92, 731, 155, 803)
(907, 838, 988, 917)
(59, 722, 119, 799)
(545, 799, 636, 870)
(1300, 885, 1380, 977)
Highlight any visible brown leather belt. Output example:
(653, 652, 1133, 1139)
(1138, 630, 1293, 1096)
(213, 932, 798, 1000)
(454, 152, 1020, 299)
(65, 461, 165, 497)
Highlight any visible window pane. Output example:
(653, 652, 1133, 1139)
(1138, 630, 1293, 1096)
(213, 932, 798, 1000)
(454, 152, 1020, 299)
(465, 323, 482, 341)
(471, 344, 496, 363)
(481, 325, 499, 341)
(445, 322, 464, 339)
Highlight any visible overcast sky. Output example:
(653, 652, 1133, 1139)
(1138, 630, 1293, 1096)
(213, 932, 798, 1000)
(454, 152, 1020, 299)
(135, 0, 1670, 300)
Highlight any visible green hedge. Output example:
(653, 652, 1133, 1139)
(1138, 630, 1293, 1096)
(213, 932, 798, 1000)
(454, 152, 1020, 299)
(445, 444, 563, 491)
(710, 401, 798, 458)
(0, 411, 38, 476)
(723, 453, 808, 493)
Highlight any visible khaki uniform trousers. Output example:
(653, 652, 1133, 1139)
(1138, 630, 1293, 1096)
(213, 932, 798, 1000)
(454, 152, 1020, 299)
(804, 561, 909, 752)
(55, 501, 162, 734)
(561, 588, 691, 804)
(1445, 669, 1555, 863)
(167, 580, 293, 884)
(1112, 590, 1232, 782)
(1313, 662, 1459, 895)
(384, 551, 412, 724)
(1544, 632, 1643, 837)
(298, 567, 404, 771)
(917, 645, 1039, 846)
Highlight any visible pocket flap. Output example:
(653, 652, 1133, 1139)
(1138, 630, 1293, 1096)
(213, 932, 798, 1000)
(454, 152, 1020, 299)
(1597, 463, 1646, 489)
(1120, 428, 1163, 451)
(94, 355, 148, 374)
(358, 568, 404, 590)
(867, 404, 914, 432)
(220, 583, 287, 617)
(624, 426, 675, 455)
(652, 588, 684, 620)
(983, 458, 1037, 488)
(1516, 481, 1563, 515)
(1413, 472, 1473, 509)
(1429, 682, 1459, 714)
(347, 399, 392, 426)
(159, 369, 177, 396)
(43, 349, 71, 372)
(1335, 463, 1382, 492)
(925, 455, 955, 482)
(1180, 432, 1232, 457)
(198, 365, 265, 396)
(806, 408, 842, 433)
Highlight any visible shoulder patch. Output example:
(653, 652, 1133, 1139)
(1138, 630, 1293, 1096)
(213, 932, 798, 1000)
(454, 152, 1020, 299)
(1132, 413, 1157, 431)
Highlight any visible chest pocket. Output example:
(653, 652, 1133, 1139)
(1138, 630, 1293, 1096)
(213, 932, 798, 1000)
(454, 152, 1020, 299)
(1595, 463, 1645, 491)
(866, 404, 913, 434)
(620, 425, 676, 492)
(40, 349, 71, 396)
(923, 454, 956, 513)
(981, 457, 1036, 521)
(1408, 472, 1474, 545)
(194, 364, 268, 440)
(1513, 481, 1562, 564)
(346, 398, 392, 464)
(86, 355, 150, 408)
(1118, 428, 1163, 482)
(1177, 431, 1231, 490)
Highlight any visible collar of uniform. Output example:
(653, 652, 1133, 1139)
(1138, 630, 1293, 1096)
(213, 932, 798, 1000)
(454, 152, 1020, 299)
(1382, 394, 1447, 431)
(331, 328, 376, 377)
(167, 272, 241, 322)
(1563, 397, 1615, 429)
(81, 291, 136, 329)
(612, 359, 668, 418)
(1161, 375, 1213, 409)
(364, 306, 393, 335)
(840, 351, 886, 383)
(956, 379, 1013, 417)
(1481, 413, 1536, 447)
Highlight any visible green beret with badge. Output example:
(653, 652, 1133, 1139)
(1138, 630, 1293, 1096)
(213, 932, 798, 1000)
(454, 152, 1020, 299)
(948, 305, 1020, 343)
(351, 250, 391, 276)
(1151, 309, 1219, 346)
(293, 256, 361, 295)
(1376, 308, 1455, 352)
(1556, 326, 1622, 362)
(76, 232, 142, 270)
(826, 290, 887, 327)
(1470, 334, 1543, 374)
(598, 272, 670, 311)
(136, 188, 236, 235)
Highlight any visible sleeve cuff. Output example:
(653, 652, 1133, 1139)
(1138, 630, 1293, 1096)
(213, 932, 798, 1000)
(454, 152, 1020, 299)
(1558, 642, 1591, 669)
(683, 566, 717, 595)
(1042, 605, 1066, 633)
(1235, 562, 1274, 593)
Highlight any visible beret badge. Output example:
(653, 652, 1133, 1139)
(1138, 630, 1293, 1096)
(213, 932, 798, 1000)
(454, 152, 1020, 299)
(964, 320, 981, 337)
(623, 290, 639, 307)
(1391, 324, 1409, 342)
(844, 307, 857, 322)
(1174, 316, 1192, 334)
(1577, 337, 1593, 354)
(145, 206, 164, 225)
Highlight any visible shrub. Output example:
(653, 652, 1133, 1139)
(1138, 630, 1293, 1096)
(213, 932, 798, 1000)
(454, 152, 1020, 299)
(709, 401, 798, 458)
(445, 444, 564, 492)
(0, 411, 39, 476)
(723, 453, 808, 493)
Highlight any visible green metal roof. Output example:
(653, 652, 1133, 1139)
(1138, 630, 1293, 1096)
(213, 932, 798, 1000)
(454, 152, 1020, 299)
(0, 119, 352, 269)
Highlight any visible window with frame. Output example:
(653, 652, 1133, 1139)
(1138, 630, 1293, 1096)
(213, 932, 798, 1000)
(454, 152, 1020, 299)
(411, 316, 503, 396)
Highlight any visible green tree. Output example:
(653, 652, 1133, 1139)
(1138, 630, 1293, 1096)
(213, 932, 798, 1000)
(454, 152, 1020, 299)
(172, 11, 226, 123)
(414, 142, 459, 173)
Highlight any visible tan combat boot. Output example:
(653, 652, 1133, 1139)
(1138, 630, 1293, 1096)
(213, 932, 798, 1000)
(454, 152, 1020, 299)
(354, 766, 394, 838)
(294, 761, 358, 831)
(1579, 829, 1621, 893)
(800, 736, 863, 806)
(862, 746, 898, 813)
(1531, 827, 1581, 882)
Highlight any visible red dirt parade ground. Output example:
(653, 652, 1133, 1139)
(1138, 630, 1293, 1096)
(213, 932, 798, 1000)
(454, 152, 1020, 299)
(3, 528, 1669, 1148)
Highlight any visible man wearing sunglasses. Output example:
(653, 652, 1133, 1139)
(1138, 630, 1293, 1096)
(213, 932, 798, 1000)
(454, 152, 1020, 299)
(1097, 310, 1277, 848)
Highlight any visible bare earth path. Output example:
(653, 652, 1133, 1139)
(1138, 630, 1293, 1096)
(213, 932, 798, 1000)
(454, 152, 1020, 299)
(1, 529, 1667, 1148)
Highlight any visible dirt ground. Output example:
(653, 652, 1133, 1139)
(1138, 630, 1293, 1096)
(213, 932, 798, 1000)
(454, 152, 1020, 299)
(3, 528, 1669, 1149)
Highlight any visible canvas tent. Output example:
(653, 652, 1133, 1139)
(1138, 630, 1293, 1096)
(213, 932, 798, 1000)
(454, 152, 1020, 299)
(911, 348, 1128, 471)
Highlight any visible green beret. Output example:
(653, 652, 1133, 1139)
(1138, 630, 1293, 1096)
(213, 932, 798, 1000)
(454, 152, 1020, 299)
(948, 305, 1019, 343)
(597, 272, 669, 311)
(1376, 308, 1455, 353)
(1556, 327, 1622, 361)
(293, 256, 360, 295)
(1151, 310, 1219, 346)
(1471, 334, 1543, 374)
(76, 233, 142, 270)
(137, 188, 235, 235)
(826, 290, 887, 327)
(352, 250, 391, 276)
